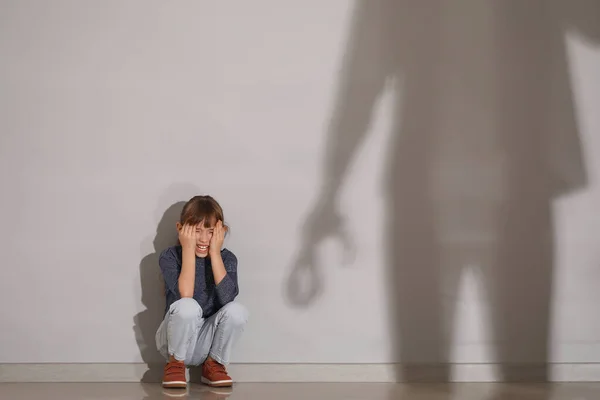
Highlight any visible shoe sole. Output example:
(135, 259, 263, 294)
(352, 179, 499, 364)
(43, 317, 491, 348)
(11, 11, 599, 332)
(162, 381, 187, 389)
(162, 389, 189, 397)
(201, 376, 233, 387)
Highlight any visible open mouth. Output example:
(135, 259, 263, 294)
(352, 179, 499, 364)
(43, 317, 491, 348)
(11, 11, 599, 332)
(196, 244, 208, 252)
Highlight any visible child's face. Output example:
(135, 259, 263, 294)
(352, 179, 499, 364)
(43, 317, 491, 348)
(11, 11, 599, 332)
(193, 222, 215, 258)
(177, 219, 216, 258)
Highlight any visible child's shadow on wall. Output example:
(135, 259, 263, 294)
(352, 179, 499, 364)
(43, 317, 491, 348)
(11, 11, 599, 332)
(133, 201, 186, 382)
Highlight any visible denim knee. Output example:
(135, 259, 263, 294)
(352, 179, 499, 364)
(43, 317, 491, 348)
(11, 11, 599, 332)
(219, 302, 249, 327)
(169, 298, 202, 321)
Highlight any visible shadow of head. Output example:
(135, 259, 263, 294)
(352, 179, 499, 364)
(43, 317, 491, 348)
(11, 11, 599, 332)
(134, 200, 186, 382)
(153, 201, 186, 255)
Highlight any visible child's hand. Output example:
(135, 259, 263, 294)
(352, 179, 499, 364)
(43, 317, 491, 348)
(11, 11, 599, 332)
(210, 220, 227, 255)
(179, 223, 198, 252)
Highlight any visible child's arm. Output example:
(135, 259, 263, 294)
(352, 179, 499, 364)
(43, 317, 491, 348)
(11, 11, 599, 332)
(210, 251, 227, 286)
(159, 248, 182, 299)
(210, 220, 238, 306)
(214, 251, 239, 307)
(178, 247, 196, 298)
(209, 220, 228, 285)
(178, 224, 198, 298)
(159, 246, 198, 301)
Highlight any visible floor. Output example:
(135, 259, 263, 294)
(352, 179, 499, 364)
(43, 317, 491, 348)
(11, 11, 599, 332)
(1, 382, 600, 399)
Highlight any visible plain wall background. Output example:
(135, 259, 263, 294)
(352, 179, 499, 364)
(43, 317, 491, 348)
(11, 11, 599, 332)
(1, 0, 600, 369)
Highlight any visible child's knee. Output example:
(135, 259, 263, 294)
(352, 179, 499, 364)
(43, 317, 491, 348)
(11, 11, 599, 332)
(169, 298, 202, 322)
(220, 302, 249, 327)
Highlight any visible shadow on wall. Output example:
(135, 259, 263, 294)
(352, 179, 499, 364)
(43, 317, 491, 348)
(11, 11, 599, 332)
(286, 0, 600, 389)
(133, 200, 187, 382)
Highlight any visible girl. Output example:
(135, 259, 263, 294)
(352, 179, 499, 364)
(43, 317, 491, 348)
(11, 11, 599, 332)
(155, 195, 248, 388)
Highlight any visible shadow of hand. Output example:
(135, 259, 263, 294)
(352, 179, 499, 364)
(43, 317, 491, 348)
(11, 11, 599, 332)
(285, 199, 356, 307)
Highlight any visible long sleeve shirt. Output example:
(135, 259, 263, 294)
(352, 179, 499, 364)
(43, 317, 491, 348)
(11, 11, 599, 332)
(158, 245, 240, 318)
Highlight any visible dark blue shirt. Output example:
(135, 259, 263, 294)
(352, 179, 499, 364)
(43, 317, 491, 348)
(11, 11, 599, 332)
(158, 245, 239, 318)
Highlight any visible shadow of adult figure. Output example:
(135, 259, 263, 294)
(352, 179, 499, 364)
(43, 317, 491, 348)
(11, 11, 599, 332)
(134, 201, 187, 382)
(286, 0, 600, 386)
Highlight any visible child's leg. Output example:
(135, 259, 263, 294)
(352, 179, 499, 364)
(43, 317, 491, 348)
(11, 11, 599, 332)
(156, 298, 204, 363)
(188, 302, 249, 366)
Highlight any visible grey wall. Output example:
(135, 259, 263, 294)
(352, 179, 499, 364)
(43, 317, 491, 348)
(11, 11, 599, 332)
(1, 0, 600, 369)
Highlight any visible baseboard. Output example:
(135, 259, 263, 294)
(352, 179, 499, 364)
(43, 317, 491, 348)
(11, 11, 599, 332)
(1, 363, 600, 383)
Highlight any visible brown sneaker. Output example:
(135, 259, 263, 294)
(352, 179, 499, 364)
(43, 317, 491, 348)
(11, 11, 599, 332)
(201, 357, 233, 387)
(162, 358, 187, 389)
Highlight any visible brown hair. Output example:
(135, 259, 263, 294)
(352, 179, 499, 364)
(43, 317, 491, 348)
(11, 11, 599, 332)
(179, 195, 227, 230)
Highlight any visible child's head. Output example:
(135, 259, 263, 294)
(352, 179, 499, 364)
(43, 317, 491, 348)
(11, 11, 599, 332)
(176, 195, 227, 258)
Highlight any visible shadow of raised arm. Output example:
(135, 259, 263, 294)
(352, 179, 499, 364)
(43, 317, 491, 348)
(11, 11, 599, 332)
(284, 1, 398, 307)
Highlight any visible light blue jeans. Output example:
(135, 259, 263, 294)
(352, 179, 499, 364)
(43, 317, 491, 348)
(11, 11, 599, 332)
(155, 298, 248, 366)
